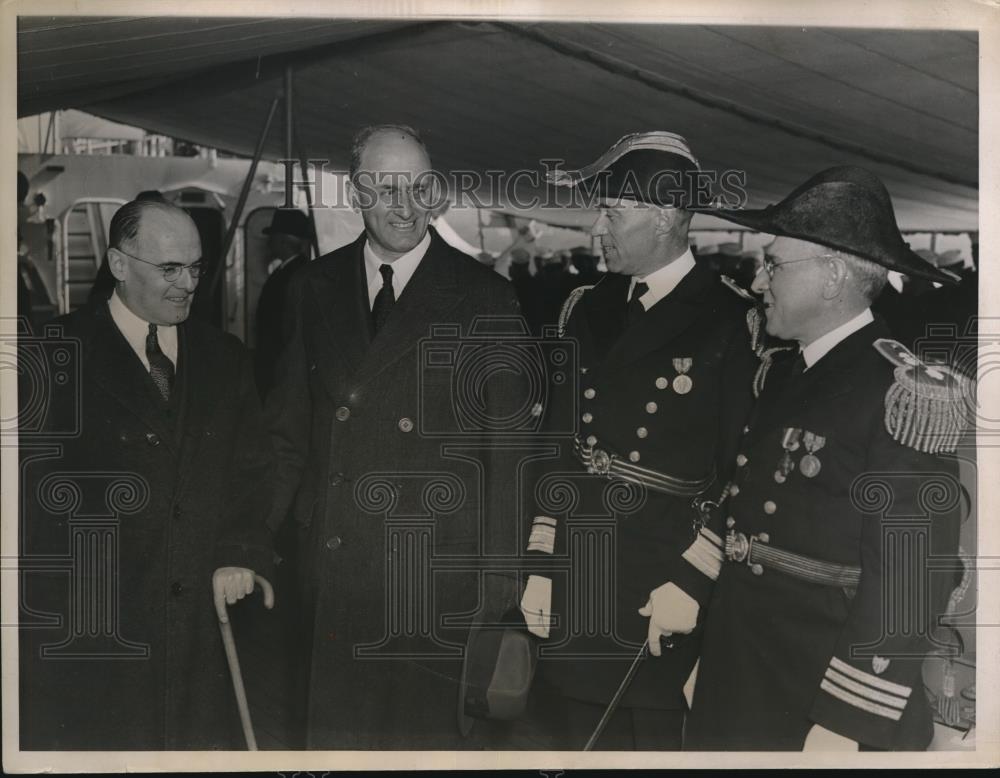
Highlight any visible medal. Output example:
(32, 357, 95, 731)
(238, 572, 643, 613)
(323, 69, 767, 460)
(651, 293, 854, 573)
(774, 427, 802, 482)
(672, 357, 693, 394)
(799, 430, 826, 478)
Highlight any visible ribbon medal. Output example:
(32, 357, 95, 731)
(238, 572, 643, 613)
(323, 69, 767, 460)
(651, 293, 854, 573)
(774, 427, 802, 483)
(672, 357, 694, 394)
(799, 430, 826, 478)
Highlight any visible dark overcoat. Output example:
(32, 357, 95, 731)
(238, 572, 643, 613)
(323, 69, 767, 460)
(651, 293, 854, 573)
(266, 229, 525, 749)
(19, 301, 273, 750)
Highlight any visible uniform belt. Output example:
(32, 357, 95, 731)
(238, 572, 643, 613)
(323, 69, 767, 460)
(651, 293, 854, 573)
(724, 530, 862, 588)
(572, 435, 715, 498)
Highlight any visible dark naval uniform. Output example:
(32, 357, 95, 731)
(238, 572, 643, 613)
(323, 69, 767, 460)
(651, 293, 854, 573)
(518, 262, 758, 748)
(682, 317, 965, 750)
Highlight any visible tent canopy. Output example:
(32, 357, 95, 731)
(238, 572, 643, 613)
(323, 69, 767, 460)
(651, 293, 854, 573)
(18, 17, 978, 231)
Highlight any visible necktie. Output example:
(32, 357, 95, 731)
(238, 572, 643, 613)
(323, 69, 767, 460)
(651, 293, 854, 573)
(372, 264, 395, 333)
(626, 281, 649, 327)
(146, 323, 174, 402)
(788, 352, 807, 380)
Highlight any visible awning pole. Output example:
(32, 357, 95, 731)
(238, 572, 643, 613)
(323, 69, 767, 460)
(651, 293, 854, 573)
(284, 65, 293, 162)
(207, 96, 280, 300)
(294, 128, 321, 260)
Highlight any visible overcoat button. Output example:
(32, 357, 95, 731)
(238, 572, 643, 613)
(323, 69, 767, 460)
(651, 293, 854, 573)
(326, 536, 342, 551)
(145, 432, 160, 446)
(398, 417, 414, 433)
(173, 505, 182, 520)
(170, 581, 183, 596)
(335, 406, 351, 421)
(330, 474, 342, 487)
(583, 388, 596, 399)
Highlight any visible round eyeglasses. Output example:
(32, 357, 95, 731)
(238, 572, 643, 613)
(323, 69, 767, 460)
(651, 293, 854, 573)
(760, 253, 834, 279)
(114, 247, 204, 282)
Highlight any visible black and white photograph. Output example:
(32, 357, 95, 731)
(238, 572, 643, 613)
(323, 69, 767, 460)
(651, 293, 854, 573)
(3, 0, 997, 771)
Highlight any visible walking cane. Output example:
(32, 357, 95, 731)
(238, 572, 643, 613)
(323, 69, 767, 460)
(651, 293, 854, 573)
(583, 636, 675, 751)
(213, 570, 275, 750)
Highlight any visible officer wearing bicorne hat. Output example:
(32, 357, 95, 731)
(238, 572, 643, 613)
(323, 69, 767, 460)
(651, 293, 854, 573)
(671, 166, 968, 751)
(513, 132, 760, 749)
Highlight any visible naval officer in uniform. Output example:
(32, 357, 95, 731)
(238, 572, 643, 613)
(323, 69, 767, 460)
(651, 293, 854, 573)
(514, 132, 760, 749)
(670, 166, 966, 750)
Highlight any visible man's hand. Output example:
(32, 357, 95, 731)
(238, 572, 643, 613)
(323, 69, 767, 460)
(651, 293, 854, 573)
(520, 575, 552, 639)
(638, 582, 699, 657)
(212, 567, 256, 624)
(802, 724, 859, 751)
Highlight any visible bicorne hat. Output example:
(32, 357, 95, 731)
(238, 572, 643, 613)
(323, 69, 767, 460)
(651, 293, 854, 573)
(709, 166, 959, 285)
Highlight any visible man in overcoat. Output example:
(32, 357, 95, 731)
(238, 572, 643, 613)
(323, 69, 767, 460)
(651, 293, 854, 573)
(266, 125, 525, 749)
(669, 167, 966, 751)
(19, 199, 274, 750)
(515, 132, 760, 749)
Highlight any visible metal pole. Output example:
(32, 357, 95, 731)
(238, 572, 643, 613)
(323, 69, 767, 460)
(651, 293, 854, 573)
(284, 65, 293, 163)
(207, 96, 280, 300)
(294, 129, 321, 260)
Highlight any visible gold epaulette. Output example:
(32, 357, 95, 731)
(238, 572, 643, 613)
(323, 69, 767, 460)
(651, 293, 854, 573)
(874, 338, 971, 454)
(557, 285, 593, 337)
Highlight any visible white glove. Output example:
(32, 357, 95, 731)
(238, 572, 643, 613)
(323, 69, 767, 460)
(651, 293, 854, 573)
(802, 724, 859, 751)
(637, 581, 699, 657)
(520, 574, 552, 638)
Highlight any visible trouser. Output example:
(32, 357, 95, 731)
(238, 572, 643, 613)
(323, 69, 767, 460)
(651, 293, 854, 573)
(501, 678, 684, 750)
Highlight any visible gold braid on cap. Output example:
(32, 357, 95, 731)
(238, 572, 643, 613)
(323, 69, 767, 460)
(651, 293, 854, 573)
(875, 338, 971, 454)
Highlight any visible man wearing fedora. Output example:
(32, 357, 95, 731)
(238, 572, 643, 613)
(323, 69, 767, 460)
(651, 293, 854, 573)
(664, 166, 966, 750)
(514, 132, 760, 749)
(254, 208, 312, 398)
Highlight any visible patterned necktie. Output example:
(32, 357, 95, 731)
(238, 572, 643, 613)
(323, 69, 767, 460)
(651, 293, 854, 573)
(146, 323, 174, 402)
(626, 281, 649, 327)
(372, 263, 395, 333)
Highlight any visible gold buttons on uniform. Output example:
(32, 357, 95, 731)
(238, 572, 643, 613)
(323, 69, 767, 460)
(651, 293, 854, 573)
(655, 377, 669, 390)
(729, 484, 740, 497)
(751, 564, 764, 576)
(584, 388, 596, 399)
(586, 435, 597, 446)
(646, 402, 658, 413)
(758, 532, 770, 543)
(743, 425, 750, 434)
(335, 406, 351, 421)
(629, 451, 641, 463)
(736, 454, 748, 466)
(582, 413, 593, 423)
(764, 500, 777, 514)
(398, 417, 413, 432)
(636, 427, 648, 439)
(726, 517, 736, 528)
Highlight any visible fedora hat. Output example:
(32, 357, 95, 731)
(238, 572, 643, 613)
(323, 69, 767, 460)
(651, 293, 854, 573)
(710, 166, 959, 285)
(262, 208, 311, 240)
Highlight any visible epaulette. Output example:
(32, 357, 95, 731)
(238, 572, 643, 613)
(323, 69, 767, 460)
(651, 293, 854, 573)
(719, 274, 755, 303)
(557, 285, 593, 337)
(874, 338, 971, 454)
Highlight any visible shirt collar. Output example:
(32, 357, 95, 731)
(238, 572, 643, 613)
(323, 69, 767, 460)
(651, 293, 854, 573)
(629, 249, 696, 309)
(801, 308, 874, 370)
(364, 231, 431, 302)
(108, 289, 178, 367)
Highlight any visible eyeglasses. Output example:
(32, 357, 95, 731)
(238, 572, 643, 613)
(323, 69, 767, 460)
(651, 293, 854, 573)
(760, 254, 833, 279)
(114, 247, 204, 282)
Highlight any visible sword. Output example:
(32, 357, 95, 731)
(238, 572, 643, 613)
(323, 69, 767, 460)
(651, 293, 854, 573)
(583, 636, 675, 751)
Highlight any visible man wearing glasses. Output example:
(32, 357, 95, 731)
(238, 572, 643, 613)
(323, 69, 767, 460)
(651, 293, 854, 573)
(20, 199, 274, 749)
(669, 167, 966, 751)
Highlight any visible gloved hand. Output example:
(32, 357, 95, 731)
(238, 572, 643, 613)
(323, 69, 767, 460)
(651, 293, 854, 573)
(519, 575, 552, 639)
(638, 581, 699, 657)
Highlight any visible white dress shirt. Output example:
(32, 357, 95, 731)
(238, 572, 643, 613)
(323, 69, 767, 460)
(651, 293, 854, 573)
(628, 249, 697, 310)
(108, 290, 178, 370)
(364, 233, 431, 308)
(801, 308, 874, 370)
